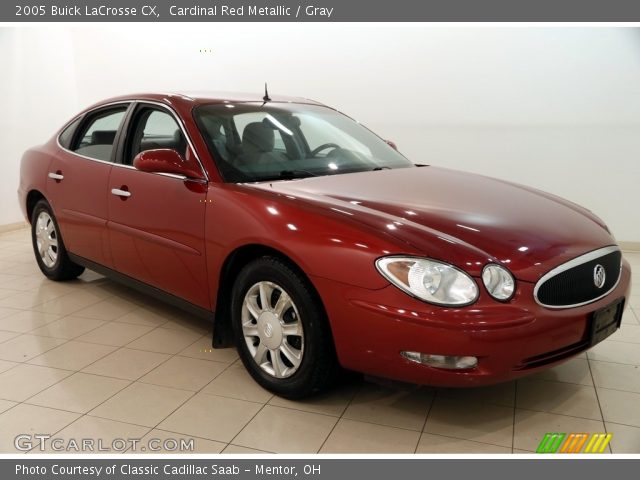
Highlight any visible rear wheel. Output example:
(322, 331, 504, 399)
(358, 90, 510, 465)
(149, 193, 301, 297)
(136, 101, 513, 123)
(31, 200, 84, 281)
(231, 256, 338, 398)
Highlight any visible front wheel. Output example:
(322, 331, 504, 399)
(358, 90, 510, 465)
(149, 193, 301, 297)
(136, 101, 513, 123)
(231, 256, 338, 399)
(31, 199, 84, 281)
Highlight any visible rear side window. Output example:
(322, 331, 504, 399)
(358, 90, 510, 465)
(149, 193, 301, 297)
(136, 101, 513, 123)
(72, 107, 127, 162)
(58, 117, 81, 149)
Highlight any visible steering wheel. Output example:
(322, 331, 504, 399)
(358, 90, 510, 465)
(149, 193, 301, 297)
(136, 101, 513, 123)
(309, 143, 340, 157)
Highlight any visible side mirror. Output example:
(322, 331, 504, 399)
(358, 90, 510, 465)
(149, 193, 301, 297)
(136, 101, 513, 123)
(133, 149, 204, 180)
(385, 140, 398, 151)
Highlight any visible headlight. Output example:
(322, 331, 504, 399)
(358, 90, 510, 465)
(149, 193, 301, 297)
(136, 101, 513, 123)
(376, 256, 479, 306)
(482, 264, 515, 301)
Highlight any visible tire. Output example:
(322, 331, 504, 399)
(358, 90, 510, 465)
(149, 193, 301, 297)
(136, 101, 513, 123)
(31, 199, 84, 281)
(231, 256, 338, 399)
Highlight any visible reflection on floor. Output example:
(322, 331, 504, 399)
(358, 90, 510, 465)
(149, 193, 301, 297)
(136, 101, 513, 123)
(0, 227, 639, 454)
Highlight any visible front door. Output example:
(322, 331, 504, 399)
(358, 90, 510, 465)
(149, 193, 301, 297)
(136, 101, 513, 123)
(106, 104, 209, 308)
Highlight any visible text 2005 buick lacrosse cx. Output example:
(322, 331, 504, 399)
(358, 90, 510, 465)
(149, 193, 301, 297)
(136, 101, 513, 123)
(18, 92, 631, 398)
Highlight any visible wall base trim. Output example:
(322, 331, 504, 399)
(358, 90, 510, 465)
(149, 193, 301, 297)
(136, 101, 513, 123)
(0, 222, 28, 234)
(620, 241, 640, 252)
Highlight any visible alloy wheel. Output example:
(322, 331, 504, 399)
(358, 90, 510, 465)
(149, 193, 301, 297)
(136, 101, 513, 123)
(35, 211, 59, 268)
(241, 281, 304, 378)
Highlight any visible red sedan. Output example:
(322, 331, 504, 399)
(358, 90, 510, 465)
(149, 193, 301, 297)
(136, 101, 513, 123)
(18, 92, 632, 398)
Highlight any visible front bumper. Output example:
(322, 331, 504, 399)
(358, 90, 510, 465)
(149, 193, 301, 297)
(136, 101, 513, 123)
(313, 259, 632, 387)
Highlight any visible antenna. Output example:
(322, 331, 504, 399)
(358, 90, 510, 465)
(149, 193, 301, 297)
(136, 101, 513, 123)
(263, 82, 271, 102)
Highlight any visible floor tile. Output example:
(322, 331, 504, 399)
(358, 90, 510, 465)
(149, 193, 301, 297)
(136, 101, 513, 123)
(27, 372, 130, 413)
(0, 307, 22, 320)
(0, 276, 62, 293)
(158, 392, 261, 443)
(179, 337, 239, 363)
(201, 364, 272, 403)
(0, 359, 17, 374)
(126, 328, 202, 355)
(513, 409, 604, 452)
(529, 358, 593, 386)
(587, 341, 640, 365)
(82, 348, 171, 380)
(321, 418, 419, 453)
(29, 340, 117, 371)
(597, 388, 640, 427)
(436, 381, 516, 407)
(343, 383, 433, 431)
(516, 379, 602, 420)
(0, 330, 19, 344)
(76, 322, 154, 346)
(606, 422, 640, 453)
(0, 289, 67, 309)
(0, 310, 60, 333)
(234, 405, 337, 453)
(90, 382, 192, 427)
(0, 404, 80, 453)
(161, 316, 210, 336)
(608, 324, 640, 344)
(425, 397, 514, 447)
(416, 432, 512, 453)
(137, 429, 225, 454)
(115, 307, 170, 327)
(222, 444, 271, 454)
(33, 290, 107, 316)
(590, 360, 640, 393)
(621, 308, 639, 325)
(0, 399, 17, 414)
(0, 364, 73, 401)
(73, 297, 139, 321)
(38, 415, 149, 454)
(269, 383, 359, 417)
(0, 334, 67, 362)
(29, 316, 106, 339)
(140, 356, 226, 391)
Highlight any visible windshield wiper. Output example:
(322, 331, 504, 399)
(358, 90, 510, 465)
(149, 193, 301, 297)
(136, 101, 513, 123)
(277, 169, 319, 179)
(372, 166, 392, 171)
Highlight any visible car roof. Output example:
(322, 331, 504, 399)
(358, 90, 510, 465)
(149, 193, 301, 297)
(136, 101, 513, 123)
(91, 91, 327, 109)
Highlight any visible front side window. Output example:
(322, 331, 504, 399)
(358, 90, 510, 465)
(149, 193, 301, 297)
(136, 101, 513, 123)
(194, 103, 413, 182)
(126, 107, 186, 165)
(73, 107, 127, 162)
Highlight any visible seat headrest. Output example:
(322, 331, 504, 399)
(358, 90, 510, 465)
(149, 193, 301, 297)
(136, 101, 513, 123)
(242, 122, 274, 153)
(91, 130, 117, 145)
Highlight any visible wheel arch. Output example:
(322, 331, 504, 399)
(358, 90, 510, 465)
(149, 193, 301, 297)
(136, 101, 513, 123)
(25, 190, 47, 224)
(212, 243, 331, 348)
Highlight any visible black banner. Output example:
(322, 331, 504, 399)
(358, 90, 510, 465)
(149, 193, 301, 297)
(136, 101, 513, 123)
(3, 0, 640, 22)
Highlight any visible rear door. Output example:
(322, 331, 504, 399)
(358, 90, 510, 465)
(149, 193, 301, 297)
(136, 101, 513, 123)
(106, 103, 210, 308)
(46, 104, 130, 266)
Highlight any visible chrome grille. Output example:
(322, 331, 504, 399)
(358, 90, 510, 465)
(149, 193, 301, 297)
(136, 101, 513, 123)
(534, 246, 622, 309)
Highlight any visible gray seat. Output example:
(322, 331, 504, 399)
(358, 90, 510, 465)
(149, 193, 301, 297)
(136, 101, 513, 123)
(236, 122, 287, 167)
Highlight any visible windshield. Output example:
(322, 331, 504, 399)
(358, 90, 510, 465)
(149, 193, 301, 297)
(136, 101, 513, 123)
(194, 102, 414, 182)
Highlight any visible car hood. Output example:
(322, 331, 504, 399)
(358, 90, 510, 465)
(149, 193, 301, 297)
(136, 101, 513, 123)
(250, 166, 615, 282)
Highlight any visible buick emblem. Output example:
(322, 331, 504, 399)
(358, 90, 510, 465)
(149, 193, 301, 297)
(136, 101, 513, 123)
(593, 264, 606, 289)
(263, 323, 273, 338)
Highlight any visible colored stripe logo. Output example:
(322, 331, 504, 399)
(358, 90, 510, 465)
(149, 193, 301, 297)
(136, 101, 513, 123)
(536, 433, 612, 453)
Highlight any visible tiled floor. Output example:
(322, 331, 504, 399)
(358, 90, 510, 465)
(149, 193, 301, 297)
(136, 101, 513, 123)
(0, 227, 639, 454)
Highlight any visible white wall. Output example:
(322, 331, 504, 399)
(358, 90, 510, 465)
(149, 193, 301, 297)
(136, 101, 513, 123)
(1, 25, 639, 241)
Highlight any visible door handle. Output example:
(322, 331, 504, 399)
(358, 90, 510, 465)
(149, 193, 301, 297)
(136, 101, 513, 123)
(111, 188, 131, 198)
(48, 172, 64, 181)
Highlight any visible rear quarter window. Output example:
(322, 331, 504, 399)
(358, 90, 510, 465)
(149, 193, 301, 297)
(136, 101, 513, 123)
(58, 117, 82, 149)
